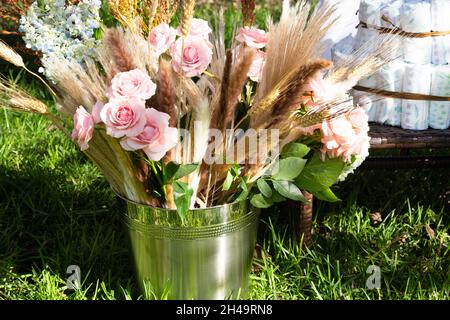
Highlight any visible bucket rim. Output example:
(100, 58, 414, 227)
(113, 187, 248, 212)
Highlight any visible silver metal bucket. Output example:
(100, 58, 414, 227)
(119, 195, 260, 300)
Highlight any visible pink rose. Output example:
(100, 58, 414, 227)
(248, 49, 266, 82)
(149, 23, 177, 56)
(72, 106, 95, 151)
(348, 107, 369, 134)
(107, 69, 156, 101)
(303, 72, 337, 103)
(236, 27, 268, 49)
(170, 36, 213, 77)
(92, 101, 103, 124)
(320, 108, 370, 162)
(120, 108, 178, 160)
(177, 18, 212, 39)
(100, 97, 147, 138)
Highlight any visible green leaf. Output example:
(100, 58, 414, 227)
(163, 163, 199, 184)
(235, 190, 249, 202)
(93, 27, 104, 41)
(222, 171, 234, 191)
(257, 179, 272, 198)
(270, 190, 286, 203)
(272, 158, 307, 181)
(295, 153, 345, 193)
(281, 143, 311, 159)
(314, 187, 341, 202)
(173, 164, 198, 181)
(250, 194, 273, 209)
(173, 181, 193, 218)
(234, 179, 249, 202)
(163, 162, 180, 183)
(273, 180, 307, 203)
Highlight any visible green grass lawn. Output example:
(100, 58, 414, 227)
(0, 108, 449, 300)
(0, 0, 449, 300)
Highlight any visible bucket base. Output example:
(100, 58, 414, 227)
(122, 199, 259, 300)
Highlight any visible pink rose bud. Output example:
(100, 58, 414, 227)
(100, 97, 147, 138)
(120, 108, 178, 161)
(170, 36, 213, 77)
(248, 49, 266, 82)
(177, 18, 212, 39)
(236, 27, 268, 49)
(107, 69, 156, 101)
(71, 106, 95, 151)
(148, 23, 177, 57)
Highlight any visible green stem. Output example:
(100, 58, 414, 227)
(234, 114, 249, 130)
(3, 108, 10, 130)
(150, 160, 168, 201)
(150, 161, 163, 185)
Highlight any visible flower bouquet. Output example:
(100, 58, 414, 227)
(0, 0, 398, 299)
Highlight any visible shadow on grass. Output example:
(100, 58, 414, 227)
(258, 206, 449, 299)
(1, 143, 449, 299)
(257, 156, 450, 298)
(0, 164, 139, 298)
(318, 163, 450, 223)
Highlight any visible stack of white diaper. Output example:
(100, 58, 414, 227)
(343, 0, 450, 130)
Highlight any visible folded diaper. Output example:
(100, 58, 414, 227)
(431, 0, 450, 64)
(335, 0, 450, 130)
(429, 65, 450, 129)
(401, 0, 433, 64)
(401, 63, 432, 130)
(380, 0, 403, 27)
(374, 59, 404, 126)
(354, 0, 382, 51)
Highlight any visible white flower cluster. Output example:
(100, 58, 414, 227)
(19, 0, 102, 78)
(337, 142, 370, 183)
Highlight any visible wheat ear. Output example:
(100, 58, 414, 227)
(180, 0, 196, 37)
(0, 40, 57, 97)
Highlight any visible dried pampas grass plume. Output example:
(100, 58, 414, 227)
(223, 48, 256, 130)
(256, 1, 336, 104)
(214, 49, 233, 131)
(46, 58, 107, 116)
(104, 28, 136, 72)
(157, 59, 176, 126)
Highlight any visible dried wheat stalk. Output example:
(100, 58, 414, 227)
(250, 59, 332, 129)
(180, 0, 196, 37)
(0, 40, 24, 67)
